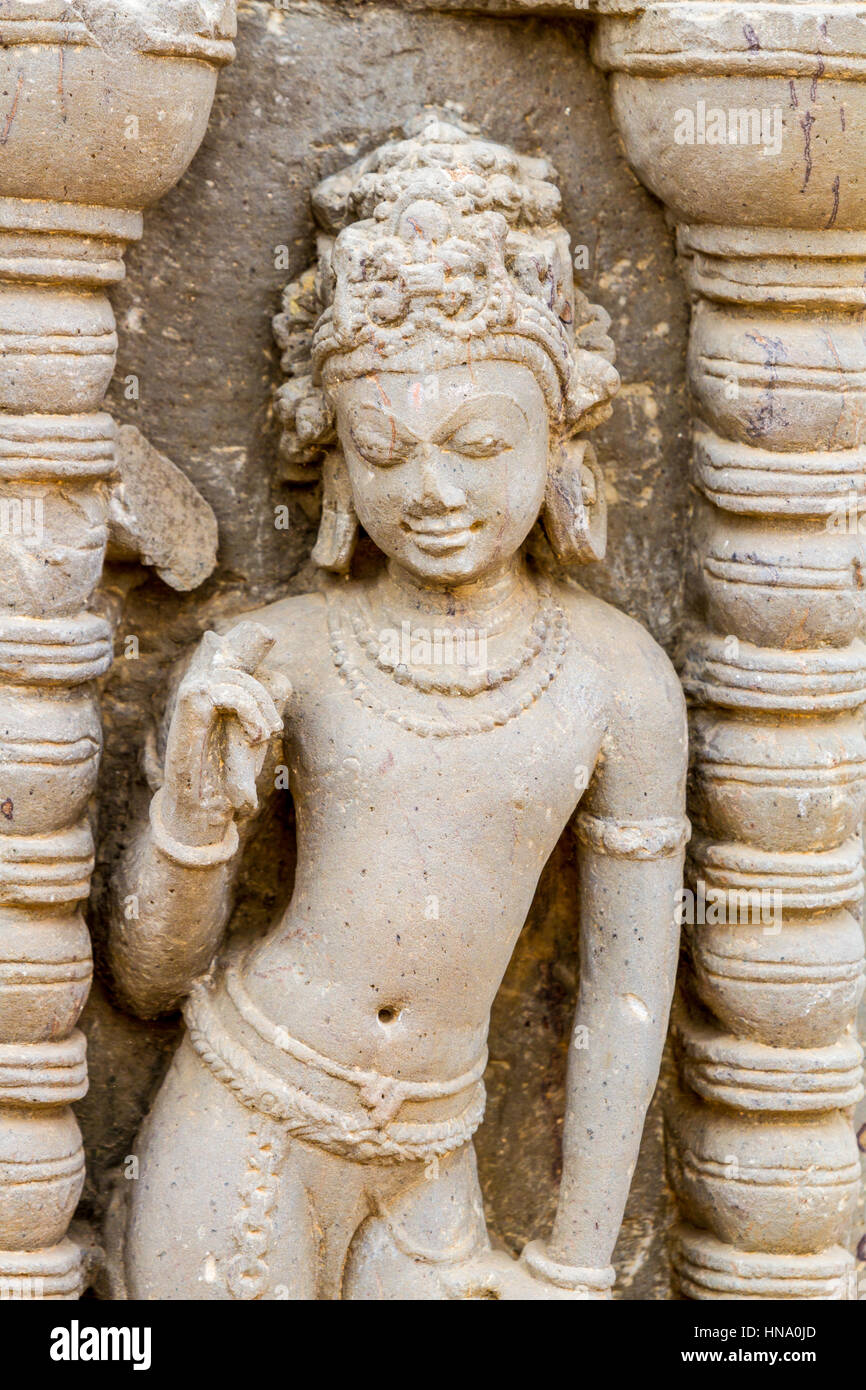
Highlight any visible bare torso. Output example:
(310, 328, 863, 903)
(114, 561, 686, 1298)
(242, 579, 609, 1080)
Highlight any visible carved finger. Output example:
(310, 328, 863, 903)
(207, 664, 283, 737)
(252, 740, 269, 782)
(169, 682, 219, 747)
(255, 666, 293, 717)
(223, 723, 260, 812)
(205, 682, 272, 745)
(187, 627, 224, 678)
(219, 620, 276, 675)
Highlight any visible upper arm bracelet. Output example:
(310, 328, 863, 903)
(574, 811, 691, 860)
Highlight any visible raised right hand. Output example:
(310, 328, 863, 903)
(159, 621, 288, 847)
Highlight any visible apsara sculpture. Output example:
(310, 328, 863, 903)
(107, 117, 689, 1300)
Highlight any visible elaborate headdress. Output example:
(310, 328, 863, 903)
(273, 114, 620, 568)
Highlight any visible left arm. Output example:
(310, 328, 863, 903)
(524, 630, 689, 1295)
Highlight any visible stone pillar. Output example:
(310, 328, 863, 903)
(0, 2, 234, 1300)
(592, 1, 866, 1298)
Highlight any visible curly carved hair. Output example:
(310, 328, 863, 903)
(273, 114, 619, 482)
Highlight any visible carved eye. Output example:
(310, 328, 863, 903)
(347, 428, 409, 468)
(446, 424, 511, 459)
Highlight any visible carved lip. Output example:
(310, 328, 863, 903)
(401, 516, 478, 552)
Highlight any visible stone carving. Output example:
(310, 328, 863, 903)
(0, 2, 234, 1300)
(4, 0, 856, 1307)
(593, 0, 866, 1299)
(107, 117, 689, 1300)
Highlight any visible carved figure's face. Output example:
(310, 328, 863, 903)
(332, 361, 549, 585)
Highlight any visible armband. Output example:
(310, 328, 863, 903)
(574, 812, 690, 860)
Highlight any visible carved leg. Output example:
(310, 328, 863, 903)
(125, 1039, 330, 1301)
(592, 1, 866, 1298)
(346, 1142, 608, 1301)
(343, 1144, 490, 1300)
(0, 9, 234, 1298)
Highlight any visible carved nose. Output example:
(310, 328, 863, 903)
(416, 448, 466, 512)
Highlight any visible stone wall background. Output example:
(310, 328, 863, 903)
(79, 0, 694, 1298)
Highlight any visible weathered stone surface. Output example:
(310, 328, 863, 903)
(13, 0, 861, 1304)
(595, 0, 866, 1299)
(78, 0, 692, 1301)
(103, 113, 687, 1300)
(108, 425, 219, 591)
(10, 0, 861, 1303)
(0, 0, 232, 1298)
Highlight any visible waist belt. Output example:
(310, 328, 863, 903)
(183, 968, 487, 1165)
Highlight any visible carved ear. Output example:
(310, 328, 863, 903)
(311, 447, 358, 573)
(541, 438, 606, 565)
